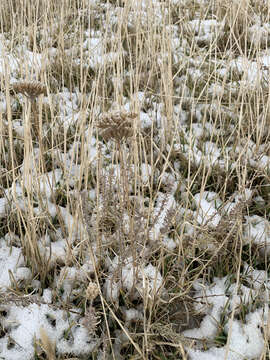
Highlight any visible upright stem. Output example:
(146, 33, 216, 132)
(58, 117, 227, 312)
(31, 98, 39, 138)
(31, 98, 45, 173)
(117, 141, 131, 213)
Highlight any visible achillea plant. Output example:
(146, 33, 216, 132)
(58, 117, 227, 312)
(13, 81, 46, 137)
(95, 111, 138, 273)
(85, 281, 99, 302)
(12, 81, 47, 101)
(81, 305, 100, 335)
(12, 80, 47, 171)
(96, 110, 137, 212)
(96, 110, 137, 142)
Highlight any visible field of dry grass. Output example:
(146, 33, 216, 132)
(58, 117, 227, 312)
(0, 0, 270, 359)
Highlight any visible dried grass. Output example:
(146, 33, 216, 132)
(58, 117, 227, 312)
(0, 0, 270, 358)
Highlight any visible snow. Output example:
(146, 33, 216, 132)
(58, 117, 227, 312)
(140, 111, 153, 129)
(193, 192, 222, 227)
(15, 267, 32, 282)
(1, 0, 270, 358)
(0, 239, 24, 288)
(36, 169, 63, 198)
(104, 256, 164, 302)
(243, 215, 270, 253)
(0, 198, 8, 218)
(0, 303, 97, 360)
(123, 308, 143, 322)
(38, 238, 67, 267)
(42, 289, 53, 303)
(149, 192, 177, 241)
(185, 277, 267, 360)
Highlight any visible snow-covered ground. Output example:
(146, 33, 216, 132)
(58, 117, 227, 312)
(0, 0, 270, 359)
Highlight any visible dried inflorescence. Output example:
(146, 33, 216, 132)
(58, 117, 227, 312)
(96, 110, 137, 142)
(85, 281, 99, 302)
(81, 305, 100, 335)
(12, 81, 47, 100)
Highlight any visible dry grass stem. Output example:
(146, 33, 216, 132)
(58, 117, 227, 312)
(0, 0, 270, 358)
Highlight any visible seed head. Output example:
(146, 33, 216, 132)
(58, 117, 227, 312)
(81, 305, 100, 334)
(96, 110, 137, 142)
(85, 281, 99, 301)
(12, 81, 47, 100)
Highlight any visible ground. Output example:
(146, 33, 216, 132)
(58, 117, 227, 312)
(0, 0, 270, 359)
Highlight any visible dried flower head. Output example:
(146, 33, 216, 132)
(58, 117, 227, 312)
(85, 281, 99, 301)
(12, 81, 47, 100)
(81, 305, 100, 335)
(96, 110, 137, 142)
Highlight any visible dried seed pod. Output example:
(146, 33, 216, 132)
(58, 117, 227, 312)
(12, 81, 47, 100)
(96, 110, 137, 142)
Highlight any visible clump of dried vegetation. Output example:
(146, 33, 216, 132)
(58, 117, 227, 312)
(0, 0, 270, 359)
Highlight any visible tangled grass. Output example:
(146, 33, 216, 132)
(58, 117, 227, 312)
(0, 0, 270, 359)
